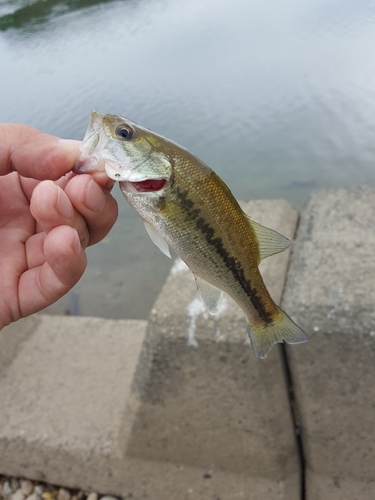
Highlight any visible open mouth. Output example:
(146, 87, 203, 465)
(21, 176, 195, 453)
(130, 178, 167, 192)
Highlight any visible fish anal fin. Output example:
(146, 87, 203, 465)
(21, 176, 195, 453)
(143, 221, 171, 258)
(246, 306, 307, 359)
(194, 275, 222, 315)
(245, 215, 293, 262)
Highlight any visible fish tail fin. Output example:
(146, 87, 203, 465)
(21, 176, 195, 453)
(246, 306, 307, 359)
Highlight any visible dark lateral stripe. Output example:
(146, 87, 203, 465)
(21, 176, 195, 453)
(174, 187, 273, 323)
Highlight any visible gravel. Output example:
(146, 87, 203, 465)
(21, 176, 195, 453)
(0, 477, 120, 500)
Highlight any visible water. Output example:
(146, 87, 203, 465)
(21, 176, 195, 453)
(1, 0, 375, 319)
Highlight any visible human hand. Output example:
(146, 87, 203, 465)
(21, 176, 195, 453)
(0, 123, 118, 330)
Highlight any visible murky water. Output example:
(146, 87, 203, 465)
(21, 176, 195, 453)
(1, 0, 375, 319)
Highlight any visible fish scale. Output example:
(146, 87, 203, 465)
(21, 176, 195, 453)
(155, 169, 273, 324)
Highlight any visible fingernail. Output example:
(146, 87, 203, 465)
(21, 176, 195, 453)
(56, 189, 74, 218)
(85, 180, 106, 212)
(58, 138, 82, 147)
(71, 230, 82, 255)
(57, 139, 82, 167)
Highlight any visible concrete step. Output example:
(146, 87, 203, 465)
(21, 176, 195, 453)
(282, 186, 375, 499)
(0, 316, 146, 492)
(0, 199, 301, 499)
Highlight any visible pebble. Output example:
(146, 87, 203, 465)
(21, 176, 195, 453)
(86, 493, 97, 500)
(33, 487, 43, 497)
(10, 480, 19, 494)
(2, 481, 12, 498)
(41, 492, 55, 500)
(100, 497, 118, 500)
(25, 494, 39, 500)
(11, 489, 25, 500)
(56, 489, 70, 500)
(20, 482, 33, 497)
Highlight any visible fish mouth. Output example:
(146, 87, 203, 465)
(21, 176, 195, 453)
(121, 178, 168, 193)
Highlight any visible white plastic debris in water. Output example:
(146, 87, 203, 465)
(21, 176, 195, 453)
(186, 297, 206, 347)
(186, 295, 228, 347)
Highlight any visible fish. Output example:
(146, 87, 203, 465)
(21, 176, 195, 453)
(74, 110, 307, 358)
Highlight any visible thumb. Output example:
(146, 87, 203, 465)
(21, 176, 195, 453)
(0, 123, 80, 180)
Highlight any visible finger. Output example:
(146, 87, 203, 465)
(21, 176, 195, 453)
(0, 173, 34, 232)
(81, 170, 116, 191)
(19, 176, 39, 203)
(18, 226, 87, 318)
(30, 180, 90, 248)
(0, 123, 80, 180)
(64, 174, 118, 245)
(19, 171, 76, 205)
(25, 232, 45, 269)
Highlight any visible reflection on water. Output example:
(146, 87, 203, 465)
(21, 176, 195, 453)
(284, 179, 318, 191)
(0, 0, 117, 30)
(1, 0, 375, 319)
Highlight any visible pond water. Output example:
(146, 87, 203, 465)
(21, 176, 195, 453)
(1, 0, 375, 319)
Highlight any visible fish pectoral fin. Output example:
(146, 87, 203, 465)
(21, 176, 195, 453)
(245, 215, 293, 262)
(194, 275, 222, 315)
(246, 306, 307, 359)
(143, 221, 171, 258)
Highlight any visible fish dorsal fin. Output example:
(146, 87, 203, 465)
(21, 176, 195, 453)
(194, 275, 222, 315)
(245, 215, 293, 262)
(143, 221, 171, 258)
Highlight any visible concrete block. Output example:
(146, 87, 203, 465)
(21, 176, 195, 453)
(0, 314, 290, 500)
(0, 316, 41, 380)
(0, 316, 147, 492)
(0, 199, 302, 499)
(127, 199, 302, 498)
(281, 186, 375, 499)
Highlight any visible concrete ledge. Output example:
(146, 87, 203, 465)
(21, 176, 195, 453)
(0, 199, 302, 499)
(282, 186, 375, 499)
(0, 316, 147, 492)
(127, 199, 302, 499)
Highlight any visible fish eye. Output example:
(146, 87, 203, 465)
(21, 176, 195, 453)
(115, 125, 133, 140)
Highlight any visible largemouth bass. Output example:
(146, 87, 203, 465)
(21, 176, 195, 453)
(74, 110, 307, 358)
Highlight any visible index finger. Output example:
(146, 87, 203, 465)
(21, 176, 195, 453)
(0, 123, 80, 180)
